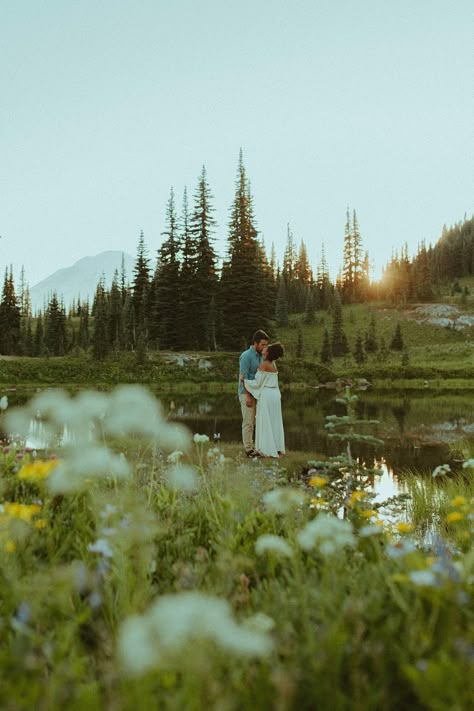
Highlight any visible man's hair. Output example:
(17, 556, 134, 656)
(252, 329, 269, 344)
(266, 342, 284, 361)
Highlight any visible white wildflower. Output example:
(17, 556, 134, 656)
(432, 464, 451, 478)
(193, 433, 210, 444)
(255, 534, 293, 558)
(297, 513, 355, 555)
(48, 445, 130, 494)
(165, 464, 199, 492)
(0, 396, 8, 411)
(88, 538, 113, 558)
(462, 458, 474, 470)
(167, 450, 184, 464)
(262, 487, 306, 514)
(244, 612, 275, 634)
(118, 592, 272, 676)
(359, 524, 384, 538)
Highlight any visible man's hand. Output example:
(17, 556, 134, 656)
(246, 396, 254, 408)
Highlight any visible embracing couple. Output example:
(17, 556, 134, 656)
(238, 329, 285, 459)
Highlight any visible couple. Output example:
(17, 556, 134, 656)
(239, 329, 285, 459)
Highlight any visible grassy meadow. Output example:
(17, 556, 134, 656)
(0, 385, 473, 710)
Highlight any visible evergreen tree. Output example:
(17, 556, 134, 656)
(331, 289, 348, 357)
(189, 168, 218, 350)
(176, 187, 196, 348)
(342, 207, 354, 301)
(364, 314, 378, 353)
(275, 276, 289, 327)
(92, 280, 109, 359)
(320, 326, 332, 364)
(353, 332, 366, 365)
(131, 230, 151, 347)
(152, 189, 181, 349)
(78, 300, 90, 350)
(24, 318, 34, 356)
(44, 293, 67, 356)
(34, 312, 45, 356)
(303, 288, 316, 324)
(108, 270, 124, 350)
(0, 267, 21, 354)
(218, 150, 268, 349)
(390, 323, 404, 351)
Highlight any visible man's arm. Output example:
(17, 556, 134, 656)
(239, 352, 254, 406)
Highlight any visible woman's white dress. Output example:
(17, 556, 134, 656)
(244, 370, 285, 457)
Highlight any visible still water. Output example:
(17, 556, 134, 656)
(2, 387, 473, 485)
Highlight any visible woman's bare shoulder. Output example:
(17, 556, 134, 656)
(259, 361, 274, 372)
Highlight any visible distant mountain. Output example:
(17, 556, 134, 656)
(29, 251, 135, 311)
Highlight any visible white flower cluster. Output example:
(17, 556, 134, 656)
(297, 513, 355, 555)
(432, 464, 451, 478)
(262, 487, 306, 514)
(165, 464, 199, 492)
(118, 592, 273, 675)
(255, 534, 293, 558)
(5, 386, 191, 493)
(193, 433, 210, 444)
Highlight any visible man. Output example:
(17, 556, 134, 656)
(238, 329, 269, 457)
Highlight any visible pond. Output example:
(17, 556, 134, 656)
(2, 386, 473, 488)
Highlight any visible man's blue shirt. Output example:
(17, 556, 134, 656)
(238, 346, 262, 396)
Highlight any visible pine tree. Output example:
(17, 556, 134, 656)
(320, 326, 332, 364)
(296, 328, 304, 359)
(390, 323, 404, 351)
(189, 168, 218, 350)
(176, 187, 196, 348)
(152, 189, 181, 349)
(364, 314, 378, 353)
(131, 230, 151, 347)
(108, 270, 124, 351)
(353, 332, 366, 365)
(78, 300, 90, 350)
(275, 277, 289, 327)
(92, 281, 109, 360)
(218, 150, 268, 349)
(331, 289, 348, 357)
(342, 207, 354, 301)
(44, 293, 67, 356)
(34, 313, 45, 356)
(0, 267, 21, 354)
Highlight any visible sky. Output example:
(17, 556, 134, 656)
(1, 0, 472, 287)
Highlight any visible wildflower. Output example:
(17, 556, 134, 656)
(34, 518, 47, 529)
(359, 524, 384, 538)
(349, 491, 368, 504)
(0, 396, 8, 411)
(309, 475, 327, 488)
(450, 496, 466, 507)
(361, 509, 378, 519)
(462, 459, 474, 470)
(48, 446, 130, 494)
(244, 612, 275, 634)
(409, 570, 437, 587)
(309, 496, 325, 509)
(255, 534, 293, 558)
(88, 538, 114, 558)
(118, 592, 273, 676)
(167, 450, 184, 464)
(165, 465, 199, 493)
(432, 464, 451, 478)
(193, 433, 209, 444)
(446, 511, 464, 523)
(262, 488, 306, 514)
(297, 513, 355, 555)
(17, 459, 59, 482)
(396, 522, 414, 534)
(4, 502, 41, 522)
(5, 540, 16, 553)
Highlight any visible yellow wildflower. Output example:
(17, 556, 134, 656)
(17, 459, 59, 482)
(446, 511, 464, 523)
(450, 496, 466, 507)
(361, 509, 377, 518)
(310, 497, 325, 508)
(34, 518, 47, 529)
(5, 540, 16, 553)
(375, 519, 384, 527)
(4, 502, 41, 522)
(349, 491, 368, 505)
(309, 475, 327, 488)
(396, 522, 414, 534)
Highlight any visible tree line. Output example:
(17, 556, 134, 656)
(0, 152, 472, 358)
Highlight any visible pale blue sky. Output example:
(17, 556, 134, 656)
(1, 0, 472, 287)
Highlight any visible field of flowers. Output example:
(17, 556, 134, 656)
(0, 387, 473, 710)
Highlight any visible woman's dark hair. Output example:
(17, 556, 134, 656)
(266, 342, 284, 361)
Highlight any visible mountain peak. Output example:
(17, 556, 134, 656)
(30, 251, 134, 310)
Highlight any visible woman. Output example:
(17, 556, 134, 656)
(242, 342, 285, 458)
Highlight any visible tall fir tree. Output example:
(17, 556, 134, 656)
(131, 230, 151, 347)
(331, 289, 348, 357)
(320, 326, 332, 364)
(44, 293, 67, 356)
(218, 150, 268, 349)
(0, 267, 21, 355)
